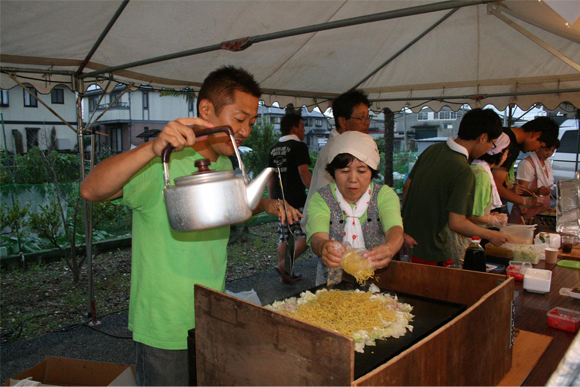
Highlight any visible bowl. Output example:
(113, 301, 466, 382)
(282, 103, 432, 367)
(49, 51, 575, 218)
(523, 268, 552, 294)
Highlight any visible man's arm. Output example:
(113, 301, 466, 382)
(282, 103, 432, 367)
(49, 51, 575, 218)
(492, 168, 526, 206)
(298, 164, 312, 189)
(448, 212, 509, 246)
(81, 117, 211, 202)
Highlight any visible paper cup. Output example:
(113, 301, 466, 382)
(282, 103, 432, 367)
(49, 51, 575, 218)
(545, 248, 559, 264)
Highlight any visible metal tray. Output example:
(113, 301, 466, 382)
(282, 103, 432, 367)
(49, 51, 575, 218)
(289, 281, 467, 379)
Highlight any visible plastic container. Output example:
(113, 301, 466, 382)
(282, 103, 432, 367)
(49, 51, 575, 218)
(547, 307, 580, 332)
(501, 243, 548, 264)
(500, 224, 536, 245)
(506, 261, 532, 281)
(523, 268, 552, 294)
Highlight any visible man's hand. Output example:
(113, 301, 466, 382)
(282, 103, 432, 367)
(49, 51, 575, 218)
(151, 117, 214, 157)
(487, 230, 510, 246)
(403, 233, 418, 248)
(538, 186, 551, 196)
(258, 199, 302, 225)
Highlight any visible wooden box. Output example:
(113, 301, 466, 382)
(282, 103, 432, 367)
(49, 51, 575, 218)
(195, 261, 514, 386)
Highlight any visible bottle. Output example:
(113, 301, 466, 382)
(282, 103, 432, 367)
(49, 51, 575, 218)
(463, 236, 486, 272)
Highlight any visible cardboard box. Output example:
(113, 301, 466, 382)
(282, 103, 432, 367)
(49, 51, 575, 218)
(195, 261, 514, 386)
(7, 356, 136, 386)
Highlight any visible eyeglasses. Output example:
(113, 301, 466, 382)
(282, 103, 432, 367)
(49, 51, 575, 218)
(491, 139, 497, 149)
(349, 115, 372, 122)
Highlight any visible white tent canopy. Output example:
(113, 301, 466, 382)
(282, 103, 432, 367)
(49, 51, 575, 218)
(1, 0, 579, 112)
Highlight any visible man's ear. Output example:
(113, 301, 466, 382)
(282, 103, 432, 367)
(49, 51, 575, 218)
(198, 99, 214, 120)
(478, 133, 488, 143)
(337, 116, 347, 131)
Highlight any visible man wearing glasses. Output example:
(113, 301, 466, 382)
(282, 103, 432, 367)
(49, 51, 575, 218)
(491, 117, 560, 217)
(301, 89, 371, 231)
(402, 108, 509, 266)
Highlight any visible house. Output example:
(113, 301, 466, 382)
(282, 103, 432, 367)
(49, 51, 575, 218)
(0, 85, 79, 153)
(83, 85, 193, 154)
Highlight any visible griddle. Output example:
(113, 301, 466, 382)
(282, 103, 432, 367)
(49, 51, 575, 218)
(290, 281, 467, 379)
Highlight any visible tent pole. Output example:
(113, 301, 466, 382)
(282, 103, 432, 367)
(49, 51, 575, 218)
(81, 0, 495, 79)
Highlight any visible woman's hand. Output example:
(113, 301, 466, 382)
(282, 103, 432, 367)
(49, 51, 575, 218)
(320, 240, 346, 268)
(258, 199, 302, 225)
(363, 244, 395, 269)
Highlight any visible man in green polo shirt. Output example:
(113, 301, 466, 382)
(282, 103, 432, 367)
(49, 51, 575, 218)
(402, 108, 509, 266)
(81, 66, 301, 386)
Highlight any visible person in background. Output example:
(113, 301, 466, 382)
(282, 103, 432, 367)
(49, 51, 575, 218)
(268, 113, 312, 283)
(448, 132, 511, 265)
(402, 108, 509, 267)
(81, 66, 301, 386)
(492, 117, 560, 214)
(307, 131, 403, 272)
(509, 139, 561, 224)
(300, 89, 371, 230)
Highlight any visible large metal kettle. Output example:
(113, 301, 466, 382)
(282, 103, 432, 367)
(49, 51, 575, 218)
(162, 126, 274, 231)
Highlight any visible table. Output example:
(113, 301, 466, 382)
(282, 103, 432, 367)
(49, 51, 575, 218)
(512, 250, 580, 386)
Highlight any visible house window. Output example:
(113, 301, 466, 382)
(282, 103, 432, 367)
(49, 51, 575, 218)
(188, 99, 194, 112)
(89, 96, 99, 111)
(51, 89, 64, 104)
(1, 90, 8, 106)
(23, 87, 38, 107)
(110, 91, 122, 107)
(418, 112, 429, 120)
(315, 119, 322, 127)
(303, 119, 309, 127)
(435, 111, 457, 120)
(26, 128, 40, 150)
(111, 128, 122, 152)
(143, 92, 149, 109)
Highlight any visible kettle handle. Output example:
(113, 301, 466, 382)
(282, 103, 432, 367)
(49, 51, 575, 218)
(161, 125, 234, 188)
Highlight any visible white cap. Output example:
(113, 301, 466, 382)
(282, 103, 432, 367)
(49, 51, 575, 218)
(327, 131, 380, 170)
(486, 132, 510, 155)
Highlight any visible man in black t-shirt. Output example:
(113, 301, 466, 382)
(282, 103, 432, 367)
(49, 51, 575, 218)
(492, 117, 559, 213)
(268, 113, 312, 283)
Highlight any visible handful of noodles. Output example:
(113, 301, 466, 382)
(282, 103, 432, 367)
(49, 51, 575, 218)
(340, 250, 375, 284)
(267, 284, 414, 353)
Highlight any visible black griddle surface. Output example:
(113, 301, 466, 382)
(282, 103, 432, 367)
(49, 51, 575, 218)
(287, 282, 467, 379)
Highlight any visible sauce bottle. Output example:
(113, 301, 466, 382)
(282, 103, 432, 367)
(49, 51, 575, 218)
(463, 236, 486, 272)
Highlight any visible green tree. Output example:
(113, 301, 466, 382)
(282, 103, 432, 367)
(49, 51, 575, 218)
(0, 198, 30, 255)
(243, 118, 278, 177)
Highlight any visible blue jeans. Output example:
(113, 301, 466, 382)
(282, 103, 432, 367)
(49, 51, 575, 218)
(135, 341, 191, 386)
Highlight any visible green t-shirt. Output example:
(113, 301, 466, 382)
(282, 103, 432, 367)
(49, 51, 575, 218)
(471, 164, 492, 217)
(120, 147, 232, 350)
(402, 142, 475, 262)
(305, 182, 403, 245)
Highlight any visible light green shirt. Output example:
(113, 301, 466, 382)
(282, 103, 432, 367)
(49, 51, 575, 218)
(471, 164, 492, 217)
(306, 182, 403, 246)
(120, 147, 231, 350)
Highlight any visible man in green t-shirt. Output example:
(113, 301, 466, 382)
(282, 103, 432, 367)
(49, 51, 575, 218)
(402, 109, 509, 265)
(81, 66, 301, 386)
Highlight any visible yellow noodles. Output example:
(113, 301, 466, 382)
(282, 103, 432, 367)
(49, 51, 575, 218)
(280, 290, 396, 336)
(340, 251, 375, 284)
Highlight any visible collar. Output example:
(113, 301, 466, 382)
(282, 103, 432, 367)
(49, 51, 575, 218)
(446, 137, 469, 159)
(279, 134, 300, 142)
(330, 129, 340, 139)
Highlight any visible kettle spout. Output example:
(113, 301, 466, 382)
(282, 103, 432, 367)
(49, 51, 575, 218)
(246, 167, 275, 211)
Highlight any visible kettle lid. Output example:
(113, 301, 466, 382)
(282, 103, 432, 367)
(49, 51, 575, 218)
(174, 158, 235, 186)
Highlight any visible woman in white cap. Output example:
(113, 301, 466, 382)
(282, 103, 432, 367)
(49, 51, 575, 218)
(306, 131, 403, 272)
(448, 132, 511, 265)
(508, 139, 560, 224)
